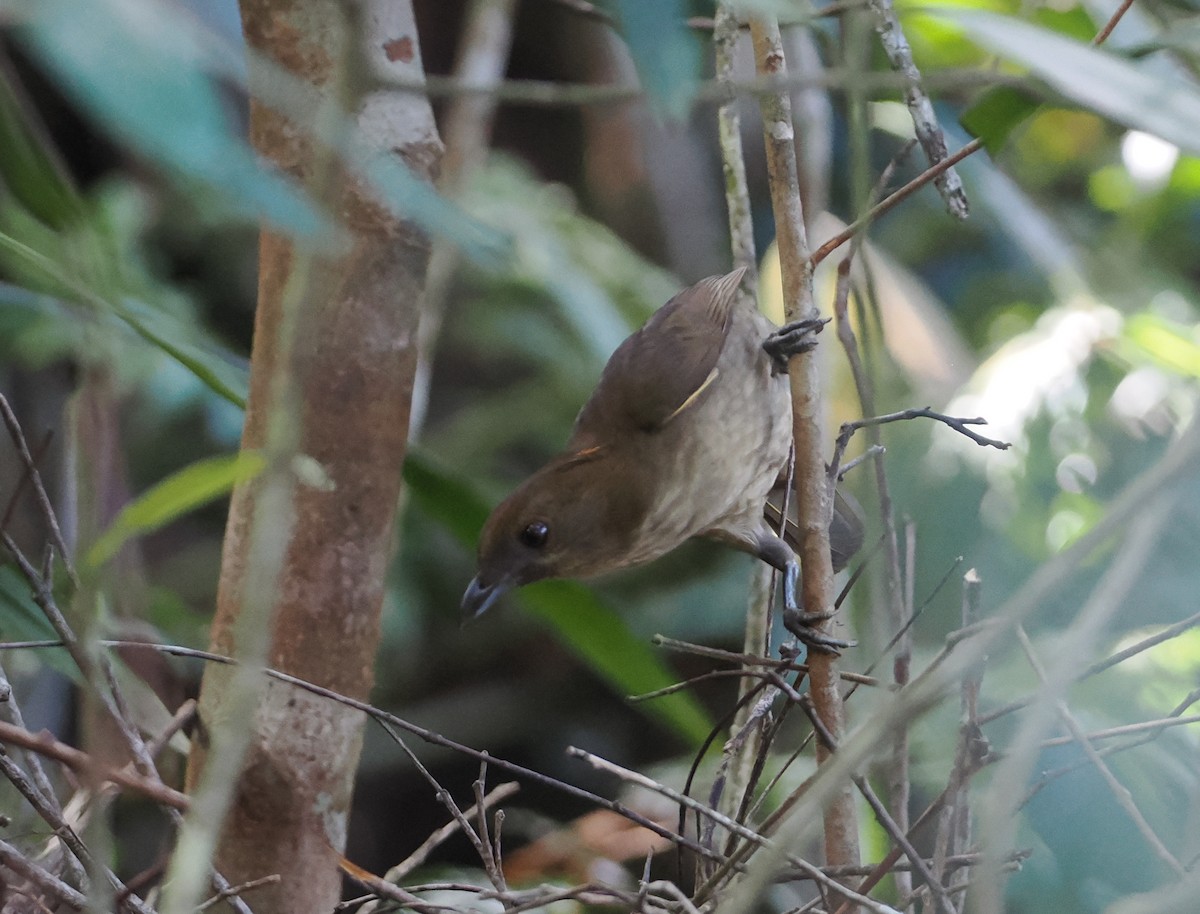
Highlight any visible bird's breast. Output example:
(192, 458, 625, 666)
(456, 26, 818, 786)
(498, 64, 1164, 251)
(622, 308, 792, 564)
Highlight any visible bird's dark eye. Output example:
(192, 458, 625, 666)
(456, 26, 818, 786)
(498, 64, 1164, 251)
(519, 521, 549, 549)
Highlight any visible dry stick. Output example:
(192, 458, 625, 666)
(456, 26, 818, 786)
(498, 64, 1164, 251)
(866, 0, 968, 218)
(953, 570, 984, 912)
(831, 409, 1009, 475)
(1093, 0, 1137, 45)
(978, 608, 1200, 726)
(651, 635, 883, 688)
(0, 837, 90, 912)
(749, 14, 862, 900)
(1014, 624, 1186, 877)
(382, 783, 519, 890)
(825, 151, 915, 909)
(888, 516, 916, 902)
(473, 762, 509, 895)
(712, 1, 774, 868)
(384, 729, 507, 897)
(812, 140, 983, 268)
(1020, 707, 1200, 811)
(810, 0, 1139, 269)
(0, 720, 189, 809)
(0, 539, 252, 914)
(1039, 713, 1200, 748)
(196, 875, 281, 912)
(795, 852, 1022, 880)
(931, 569, 985, 912)
(0, 638, 710, 867)
(798, 696, 957, 914)
(409, 0, 517, 439)
(0, 393, 76, 584)
(568, 747, 903, 914)
(0, 748, 157, 914)
(382, 67, 1017, 109)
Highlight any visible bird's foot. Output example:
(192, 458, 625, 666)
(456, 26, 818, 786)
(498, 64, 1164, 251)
(763, 317, 830, 374)
(783, 608, 857, 656)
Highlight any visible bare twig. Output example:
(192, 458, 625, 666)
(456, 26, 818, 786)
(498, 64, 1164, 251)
(1039, 713, 1200, 748)
(649, 635, 882, 687)
(865, 0, 968, 217)
(713, 1, 773, 862)
(0, 393, 76, 583)
(1015, 625, 1185, 877)
(749, 15, 861, 898)
(0, 837, 89, 912)
(196, 875, 281, 912)
(977, 609, 1200, 726)
(832, 408, 1009, 476)
(385, 782, 518, 888)
(570, 746, 902, 914)
(0, 720, 190, 810)
(1093, 0, 1137, 45)
(799, 696, 956, 914)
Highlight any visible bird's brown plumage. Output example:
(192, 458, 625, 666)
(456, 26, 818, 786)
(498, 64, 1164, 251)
(464, 269, 862, 648)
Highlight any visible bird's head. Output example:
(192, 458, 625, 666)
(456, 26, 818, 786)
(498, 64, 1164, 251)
(461, 447, 642, 618)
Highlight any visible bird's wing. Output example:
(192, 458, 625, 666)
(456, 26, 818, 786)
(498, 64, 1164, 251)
(574, 268, 747, 437)
(764, 487, 866, 573)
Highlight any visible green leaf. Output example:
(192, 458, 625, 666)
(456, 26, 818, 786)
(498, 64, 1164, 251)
(0, 71, 85, 229)
(17, 0, 331, 241)
(613, 0, 701, 120)
(1123, 314, 1200, 377)
(86, 452, 266, 570)
(946, 10, 1200, 155)
(961, 85, 1042, 153)
(403, 454, 713, 745)
(0, 231, 249, 407)
(0, 567, 79, 680)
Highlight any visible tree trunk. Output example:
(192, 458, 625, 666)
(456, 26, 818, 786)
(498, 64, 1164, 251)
(185, 3, 439, 912)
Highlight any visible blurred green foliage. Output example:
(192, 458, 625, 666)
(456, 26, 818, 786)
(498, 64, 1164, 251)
(0, 0, 1199, 906)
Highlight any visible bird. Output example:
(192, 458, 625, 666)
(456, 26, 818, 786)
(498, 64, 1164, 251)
(461, 267, 864, 652)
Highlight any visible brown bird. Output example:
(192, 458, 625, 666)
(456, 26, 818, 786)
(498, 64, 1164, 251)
(462, 268, 864, 652)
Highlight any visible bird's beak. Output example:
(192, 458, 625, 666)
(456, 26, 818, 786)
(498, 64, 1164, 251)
(461, 574, 513, 619)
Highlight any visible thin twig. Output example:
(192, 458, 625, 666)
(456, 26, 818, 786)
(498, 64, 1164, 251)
(977, 609, 1200, 726)
(196, 875, 281, 912)
(381, 782, 519, 889)
(799, 696, 956, 914)
(866, 0, 968, 217)
(1015, 624, 1185, 876)
(0, 837, 89, 911)
(833, 408, 1010, 473)
(811, 140, 983, 267)
(1093, 0, 1136, 45)
(0, 393, 76, 584)
(0, 720, 190, 809)
(649, 635, 882, 687)
(569, 746, 902, 914)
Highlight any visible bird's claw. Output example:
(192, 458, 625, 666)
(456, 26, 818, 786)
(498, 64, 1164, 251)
(782, 608, 857, 656)
(763, 318, 829, 374)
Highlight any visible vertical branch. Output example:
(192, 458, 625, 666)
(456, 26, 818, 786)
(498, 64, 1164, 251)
(951, 569, 982, 911)
(748, 12, 861, 890)
(714, 6, 756, 286)
(865, 0, 968, 218)
(409, 0, 519, 439)
(173, 2, 441, 912)
(713, 2, 770, 834)
(888, 518, 915, 900)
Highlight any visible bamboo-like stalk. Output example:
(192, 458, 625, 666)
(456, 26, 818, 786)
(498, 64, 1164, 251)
(747, 12, 862, 902)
